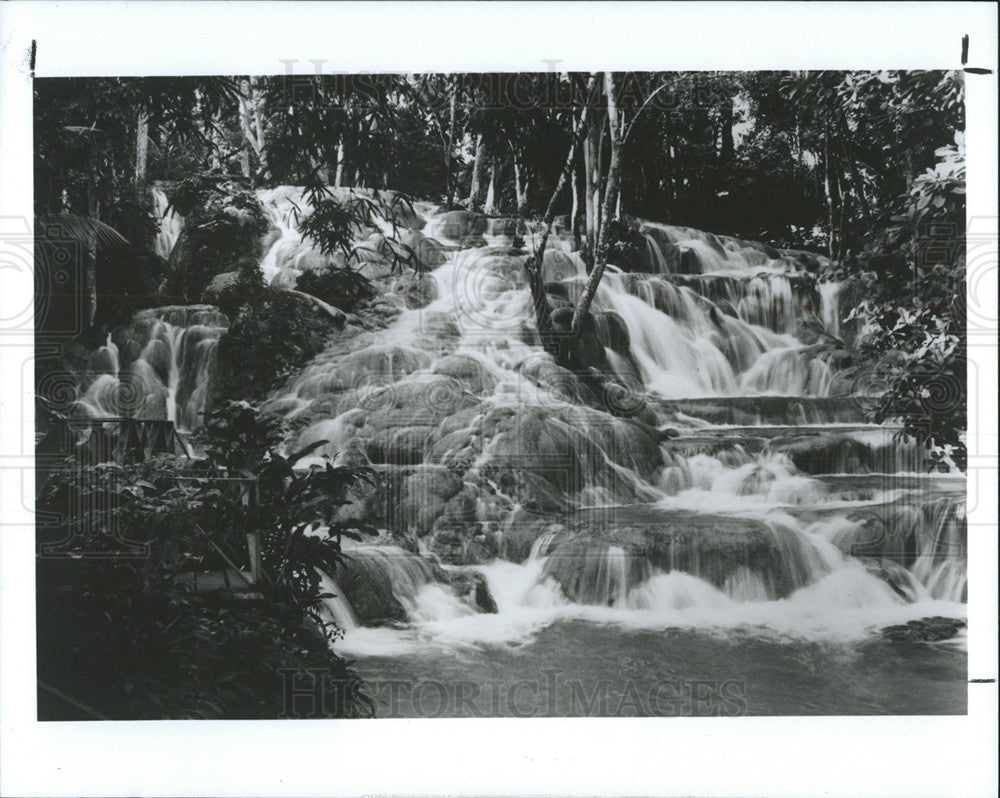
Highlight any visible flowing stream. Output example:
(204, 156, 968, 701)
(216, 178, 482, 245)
(100, 187, 967, 715)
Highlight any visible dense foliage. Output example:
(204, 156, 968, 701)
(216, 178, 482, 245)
(37, 403, 375, 719)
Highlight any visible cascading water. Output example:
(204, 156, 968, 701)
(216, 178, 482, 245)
(152, 186, 183, 260)
(103, 186, 966, 714)
(76, 305, 228, 431)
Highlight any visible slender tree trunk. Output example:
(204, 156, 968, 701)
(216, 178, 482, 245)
(836, 113, 871, 223)
(570, 164, 581, 249)
(134, 110, 149, 193)
(525, 74, 598, 352)
(468, 134, 486, 211)
(583, 117, 599, 264)
(513, 152, 530, 216)
(445, 81, 457, 208)
(334, 141, 346, 187)
(483, 154, 499, 215)
(592, 121, 606, 259)
(238, 77, 267, 180)
(719, 99, 735, 162)
(823, 127, 836, 261)
(85, 159, 99, 328)
(572, 72, 623, 337)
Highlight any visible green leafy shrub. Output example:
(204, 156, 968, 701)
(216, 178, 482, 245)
(166, 179, 269, 297)
(213, 293, 336, 402)
(837, 134, 966, 469)
(36, 403, 375, 720)
(295, 266, 373, 311)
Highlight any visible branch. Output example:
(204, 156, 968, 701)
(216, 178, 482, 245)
(571, 71, 622, 337)
(523, 74, 599, 347)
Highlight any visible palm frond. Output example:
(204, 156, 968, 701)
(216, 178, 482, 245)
(37, 213, 130, 250)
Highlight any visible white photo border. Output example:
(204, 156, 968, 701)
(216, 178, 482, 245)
(1, 2, 997, 796)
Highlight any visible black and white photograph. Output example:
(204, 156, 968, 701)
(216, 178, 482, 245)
(1, 2, 997, 796)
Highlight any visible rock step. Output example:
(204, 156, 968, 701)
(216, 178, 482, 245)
(663, 396, 871, 426)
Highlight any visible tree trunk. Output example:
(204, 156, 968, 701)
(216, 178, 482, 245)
(334, 141, 346, 187)
(445, 81, 457, 208)
(134, 110, 149, 193)
(570, 164, 581, 249)
(583, 117, 599, 264)
(525, 74, 598, 353)
(85, 169, 99, 329)
(238, 77, 267, 180)
(483, 154, 499, 215)
(572, 72, 623, 337)
(719, 99, 735, 162)
(468, 134, 486, 211)
(823, 128, 836, 261)
(513, 152, 530, 216)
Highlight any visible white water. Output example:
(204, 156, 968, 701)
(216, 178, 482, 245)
(76, 305, 227, 431)
(152, 186, 183, 260)
(114, 187, 967, 664)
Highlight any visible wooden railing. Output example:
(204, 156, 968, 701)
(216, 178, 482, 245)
(36, 416, 263, 597)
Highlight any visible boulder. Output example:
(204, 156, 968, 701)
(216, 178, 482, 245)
(336, 555, 408, 626)
(541, 509, 808, 601)
(392, 466, 464, 536)
(432, 354, 498, 395)
(442, 568, 499, 613)
(404, 230, 448, 271)
(391, 271, 438, 309)
(542, 249, 582, 283)
(881, 616, 966, 642)
(438, 210, 488, 242)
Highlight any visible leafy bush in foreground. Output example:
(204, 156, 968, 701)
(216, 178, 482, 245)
(36, 403, 375, 720)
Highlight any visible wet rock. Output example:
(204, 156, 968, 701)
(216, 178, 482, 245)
(668, 396, 869, 426)
(679, 248, 703, 274)
(419, 311, 462, 343)
(881, 616, 966, 642)
(542, 249, 582, 283)
(336, 555, 408, 626)
(365, 426, 435, 465)
(517, 355, 591, 404)
(428, 524, 496, 566)
(544, 281, 570, 300)
(393, 466, 464, 536)
(542, 509, 803, 601)
(404, 230, 447, 271)
(432, 354, 498, 395)
(438, 210, 488, 242)
(391, 271, 438, 309)
(444, 569, 499, 613)
(592, 311, 631, 353)
(203, 270, 241, 297)
(383, 192, 425, 231)
(767, 434, 893, 475)
(490, 217, 527, 237)
(487, 405, 663, 496)
(636, 226, 682, 274)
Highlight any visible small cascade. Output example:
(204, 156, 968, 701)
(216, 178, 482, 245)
(151, 186, 183, 260)
(341, 545, 476, 623)
(319, 572, 358, 631)
(909, 496, 968, 602)
(818, 281, 842, 338)
(77, 305, 228, 431)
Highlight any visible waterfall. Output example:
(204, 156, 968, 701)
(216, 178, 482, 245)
(819, 281, 842, 338)
(97, 186, 964, 651)
(319, 573, 358, 631)
(151, 186, 183, 260)
(77, 305, 227, 431)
